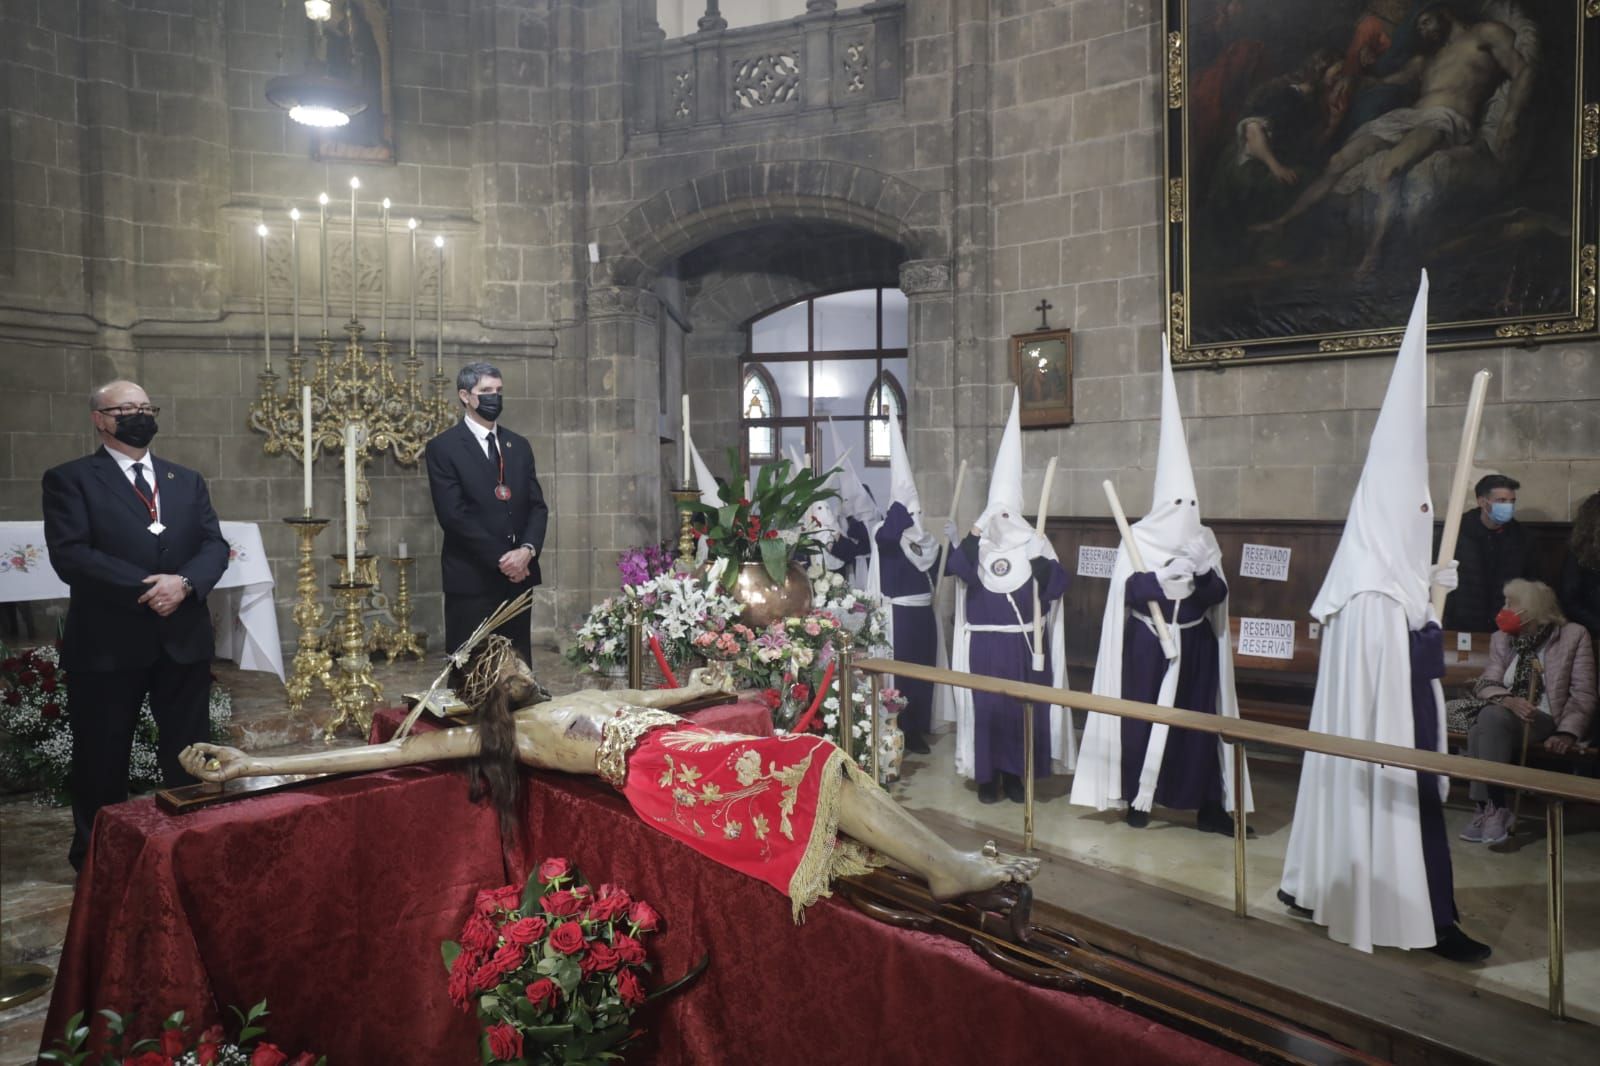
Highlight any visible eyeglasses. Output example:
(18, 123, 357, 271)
(97, 404, 161, 417)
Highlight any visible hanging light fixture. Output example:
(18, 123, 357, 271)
(266, 0, 368, 128)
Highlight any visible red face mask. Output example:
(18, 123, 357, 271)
(1495, 608, 1522, 635)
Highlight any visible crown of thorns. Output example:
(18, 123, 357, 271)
(460, 635, 519, 707)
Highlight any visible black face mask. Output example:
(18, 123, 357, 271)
(111, 412, 159, 449)
(474, 393, 503, 422)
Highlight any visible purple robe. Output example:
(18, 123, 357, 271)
(946, 540, 1070, 783)
(832, 517, 872, 570)
(1119, 569, 1226, 810)
(1409, 622, 1458, 930)
(875, 504, 937, 738)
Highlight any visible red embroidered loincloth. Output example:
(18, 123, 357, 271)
(617, 723, 875, 918)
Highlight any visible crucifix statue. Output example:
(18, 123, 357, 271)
(1034, 299, 1053, 331)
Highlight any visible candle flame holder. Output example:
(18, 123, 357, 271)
(325, 580, 383, 740)
(283, 516, 334, 713)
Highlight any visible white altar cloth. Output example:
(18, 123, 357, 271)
(0, 520, 285, 681)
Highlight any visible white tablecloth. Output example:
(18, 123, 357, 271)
(0, 520, 285, 681)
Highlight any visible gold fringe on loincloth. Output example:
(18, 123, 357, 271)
(787, 751, 882, 921)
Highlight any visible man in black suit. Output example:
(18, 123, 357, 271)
(42, 380, 230, 869)
(425, 362, 549, 664)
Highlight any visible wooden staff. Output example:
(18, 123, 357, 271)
(933, 459, 968, 602)
(1432, 369, 1492, 618)
(1031, 457, 1057, 672)
(1103, 479, 1177, 661)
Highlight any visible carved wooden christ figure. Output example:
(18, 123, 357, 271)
(181, 638, 1038, 918)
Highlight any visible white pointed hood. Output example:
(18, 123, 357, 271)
(1311, 271, 1434, 628)
(687, 431, 722, 509)
(828, 418, 878, 525)
(972, 389, 1048, 592)
(886, 405, 922, 519)
(787, 445, 843, 547)
(1129, 335, 1212, 587)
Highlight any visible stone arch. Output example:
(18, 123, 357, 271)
(595, 160, 945, 289)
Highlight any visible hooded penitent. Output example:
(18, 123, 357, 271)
(946, 389, 1073, 778)
(1070, 337, 1249, 814)
(687, 431, 723, 564)
(828, 418, 878, 588)
(1279, 271, 1452, 954)
(787, 445, 846, 570)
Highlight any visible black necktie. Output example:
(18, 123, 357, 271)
(132, 461, 153, 502)
(484, 431, 501, 469)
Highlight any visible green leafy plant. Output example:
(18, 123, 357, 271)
(678, 451, 838, 589)
(41, 998, 323, 1065)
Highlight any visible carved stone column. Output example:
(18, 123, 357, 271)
(697, 1, 727, 33)
(899, 258, 960, 521)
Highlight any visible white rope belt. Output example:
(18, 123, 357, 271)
(1132, 612, 1206, 635)
(964, 622, 1032, 633)
(885, 593, 933, 607)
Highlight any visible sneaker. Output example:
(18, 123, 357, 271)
(977, 779, 1001, 805)
(1002, 773, 1027, 804)
(1276, 888, 1314, 919)
(1125, 807, 1150, 829)
(1458, 805, 1488, 843)
(1481, 805, 1515, 846)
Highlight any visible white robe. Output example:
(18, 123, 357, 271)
(1278, 592, 1447, 953)
(1069, 538, 1251, 814)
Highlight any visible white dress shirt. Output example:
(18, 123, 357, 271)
(463, 415, 500, 461)
(108, 447, 163, 522)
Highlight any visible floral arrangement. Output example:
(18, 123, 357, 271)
(444, 857, 687, 1065)
(563, 597, 633, 676)
(42, 999, 322, 1066)
(680, 451, 837, 590)
(563, 573, 741, 678)
(615, 544, 674, 587)
(0, 644, 232, 805)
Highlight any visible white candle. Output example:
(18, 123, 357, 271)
(318, 192, 330, 335)
(379, 198, 390, 337)
(256, 224, 271, 372)
(680, 394, 690, 482)
(433, 235, 445, 375)
(406, 218, 418, 355)
(344, 425, 358, 574)
(348, 177, 360, 324)
(397, 540, 408, 559)
(301, 385, 314, 514)
(288, 207, 301, 350)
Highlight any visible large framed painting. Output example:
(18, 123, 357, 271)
(1164, 1, 1598, 366)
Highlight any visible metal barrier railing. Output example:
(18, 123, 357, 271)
(847, 655, 1600, 1020)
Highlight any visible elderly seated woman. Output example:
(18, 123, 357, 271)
(1460, 579, 1596, 846)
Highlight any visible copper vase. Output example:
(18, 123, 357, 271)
(731, 561, 813, 628)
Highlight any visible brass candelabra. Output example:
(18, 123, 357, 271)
(372, 555, 426, 662)
(283, 516, 334, 712)
(671, 486, 700, 568)
(325, 578, 383, 740)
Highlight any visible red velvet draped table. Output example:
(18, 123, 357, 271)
(45, 700, 1241, 1065)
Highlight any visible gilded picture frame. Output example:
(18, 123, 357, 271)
(1163, 1, 1598, 367)
(1011, 329, 1074, 429)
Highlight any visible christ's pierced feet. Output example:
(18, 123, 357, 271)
(927, 840, 1041, 900)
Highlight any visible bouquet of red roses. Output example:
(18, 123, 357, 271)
(444, 857, 697, 1065)
(41, 998, 322, 1065)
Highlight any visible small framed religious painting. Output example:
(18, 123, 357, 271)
(1011, 329, 1074, 429)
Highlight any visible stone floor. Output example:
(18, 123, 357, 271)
(5, 661, 1596, 1061)
(891, 733, 1600, 1030)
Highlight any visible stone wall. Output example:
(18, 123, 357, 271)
(2, 0, 1593, 669)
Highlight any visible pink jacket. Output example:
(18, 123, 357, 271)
(1472, 623, 1597, 742)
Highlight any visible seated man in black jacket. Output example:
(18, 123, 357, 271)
(1440, 474, 1539, 633)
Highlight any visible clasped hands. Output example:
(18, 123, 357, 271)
(139, 573, 189, 617)
(499, 545, 535, 582)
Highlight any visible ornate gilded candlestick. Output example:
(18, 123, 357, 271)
(283, 516, 334, 712)
(324, 579, 383, 740)
(380, 555, 425, 662)
(671, 486, 700, 568)
(836, 628, 856, 765)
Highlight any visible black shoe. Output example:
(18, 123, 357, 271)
(1277, 889, 1313, 918)
(1197, 802, 1257, 838)
(1429, 924, 1492, 964)
(1125, 808, 1150, 829)
(1002, 773, 1027, 804)
(978, 779, 1001, 805)
(904, 731, 931, 755)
